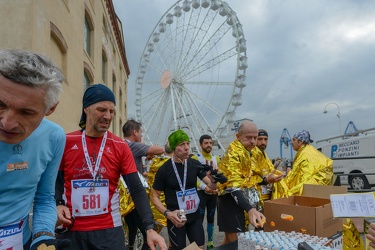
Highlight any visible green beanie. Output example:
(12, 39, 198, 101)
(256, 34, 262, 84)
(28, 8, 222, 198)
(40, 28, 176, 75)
(168, 130, 190, 151)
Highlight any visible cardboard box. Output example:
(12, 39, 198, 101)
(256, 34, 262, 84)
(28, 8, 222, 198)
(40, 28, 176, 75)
(364, 218, 375, 249)
(302, 184, 347, 199)
(183, 242, 200, 250)
(264, 184, 347, 237)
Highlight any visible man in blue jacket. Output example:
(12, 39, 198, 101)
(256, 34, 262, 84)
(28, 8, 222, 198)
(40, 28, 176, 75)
(0, 49, 69, 250)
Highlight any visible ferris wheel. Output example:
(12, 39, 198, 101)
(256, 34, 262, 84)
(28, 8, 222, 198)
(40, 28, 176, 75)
(134, 0, 247, 153)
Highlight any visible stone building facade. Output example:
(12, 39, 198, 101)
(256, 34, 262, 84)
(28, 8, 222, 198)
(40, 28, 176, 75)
(0, 0, 130, 135)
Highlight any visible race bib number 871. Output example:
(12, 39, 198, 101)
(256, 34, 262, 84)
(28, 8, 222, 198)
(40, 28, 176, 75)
(71, 179, 109, 217)
(176, 188, 200, 214)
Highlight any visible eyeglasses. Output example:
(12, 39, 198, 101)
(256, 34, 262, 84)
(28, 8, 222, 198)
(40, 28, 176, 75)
(55, 217, 75, 234)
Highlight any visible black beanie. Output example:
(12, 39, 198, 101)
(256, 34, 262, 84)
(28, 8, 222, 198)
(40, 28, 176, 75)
(79, 83, 116, 129)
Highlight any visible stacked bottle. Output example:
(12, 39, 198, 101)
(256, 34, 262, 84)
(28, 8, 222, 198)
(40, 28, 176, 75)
(237, 230, 334, 250)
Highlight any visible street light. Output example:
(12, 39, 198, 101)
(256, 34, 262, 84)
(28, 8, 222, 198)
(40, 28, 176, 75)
(323, 102, 342, 135)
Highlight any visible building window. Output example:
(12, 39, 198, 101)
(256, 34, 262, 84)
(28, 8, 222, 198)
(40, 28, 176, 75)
(119, 119, 123, 137)
(50, 22, 68, 80)
(112, 73, 116, 98)
(112, 114, 116, 134)
(119, 64, 123, 84)
(119, 88, 123, 113)
(124, 102, 127, 118)
(84, 11, 93, 57)
(83, 61, 94, 90)
(102, 50, 107, 84)
(112, 73, 117, 132)
(84, 72, 90, 90)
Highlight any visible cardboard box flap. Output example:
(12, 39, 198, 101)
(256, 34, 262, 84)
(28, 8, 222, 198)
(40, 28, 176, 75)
(183, 242, 200, 250)
(268, 196, 331, 207)
(293, 196, 331, 207)
(302, 184, 347, 199)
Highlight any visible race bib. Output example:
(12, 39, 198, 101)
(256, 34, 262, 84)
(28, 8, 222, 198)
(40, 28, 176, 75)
(71, 179, 109, 217)
(176, 188, 200, 214)
(0, 221, 23, 250)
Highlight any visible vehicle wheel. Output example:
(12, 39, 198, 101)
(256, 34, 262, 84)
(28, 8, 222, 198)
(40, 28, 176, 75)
(349, 174, 370, 190)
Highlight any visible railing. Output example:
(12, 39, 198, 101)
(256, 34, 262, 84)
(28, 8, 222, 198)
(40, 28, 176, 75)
(316, 127, 375, 144)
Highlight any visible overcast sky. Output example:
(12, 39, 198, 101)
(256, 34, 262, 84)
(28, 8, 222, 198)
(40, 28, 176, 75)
(113, 0, 375, 159)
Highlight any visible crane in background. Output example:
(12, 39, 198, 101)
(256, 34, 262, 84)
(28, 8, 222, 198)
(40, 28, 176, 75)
(343, 121, 359, 136)
(280, 128, 293, 162)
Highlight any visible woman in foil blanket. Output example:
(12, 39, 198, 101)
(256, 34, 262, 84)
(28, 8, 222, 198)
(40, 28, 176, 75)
(272, 130, 333, 199)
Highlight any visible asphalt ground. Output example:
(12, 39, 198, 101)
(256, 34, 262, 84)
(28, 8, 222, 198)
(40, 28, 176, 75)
(156, 213, 225, 249)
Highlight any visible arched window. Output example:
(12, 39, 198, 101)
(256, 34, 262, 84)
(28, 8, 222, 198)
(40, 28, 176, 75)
(84, 7, 94, 57)
(102, 49, 108, 84)
(112, 73, 117, 98)
(83, 62, 94, 90)
(50, 22, 68, 79)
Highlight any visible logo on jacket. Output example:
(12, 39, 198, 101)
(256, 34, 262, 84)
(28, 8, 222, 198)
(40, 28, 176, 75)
(13, 144, 22, 155)
(7, 162, 28, 172)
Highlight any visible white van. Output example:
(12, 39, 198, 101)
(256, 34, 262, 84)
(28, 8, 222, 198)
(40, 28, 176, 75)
(316, 128, 375, 190)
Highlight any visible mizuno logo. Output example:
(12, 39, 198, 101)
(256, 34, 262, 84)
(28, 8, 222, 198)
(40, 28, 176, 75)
(0, 227, 22, 237)
(72, 180, 108, 189)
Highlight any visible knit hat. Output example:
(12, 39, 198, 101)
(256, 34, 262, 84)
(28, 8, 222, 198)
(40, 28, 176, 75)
(294, 130, 314, 143)
(168, 130, 190, 151)
(258, 129, 268, 137)
(79, 84, 116, 129)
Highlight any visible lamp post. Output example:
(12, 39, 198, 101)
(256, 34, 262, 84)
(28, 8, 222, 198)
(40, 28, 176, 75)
(323, 102, 342, 135)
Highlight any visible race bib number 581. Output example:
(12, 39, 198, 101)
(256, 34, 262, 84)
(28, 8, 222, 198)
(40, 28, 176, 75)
(71, 179, 109, 217)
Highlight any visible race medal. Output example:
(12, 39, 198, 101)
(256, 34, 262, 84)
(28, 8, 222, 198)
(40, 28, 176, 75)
(81, 131, 107, 192)
(171, 158, 187, 206)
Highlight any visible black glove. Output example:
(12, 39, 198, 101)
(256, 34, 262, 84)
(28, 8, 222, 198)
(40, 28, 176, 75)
(199, 164, 228, 184)
(211, 171, 228, 184)
(31, 239, 71, 250)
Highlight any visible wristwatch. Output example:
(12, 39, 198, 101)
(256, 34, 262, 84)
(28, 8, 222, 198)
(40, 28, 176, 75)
(163, 209, 170, 217)
(145, 222, 158, 232)
(163, 209, 170, 218)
